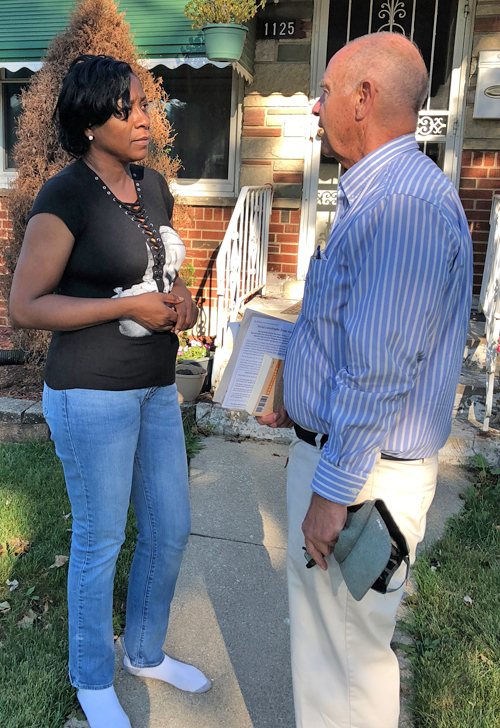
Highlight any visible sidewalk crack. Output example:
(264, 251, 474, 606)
(190, 531, 286, 550)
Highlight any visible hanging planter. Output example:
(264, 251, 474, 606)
(184, 0, 266, 62)
(202, 23, 248, 62)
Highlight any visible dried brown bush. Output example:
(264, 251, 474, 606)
(3, 0, 190, 364)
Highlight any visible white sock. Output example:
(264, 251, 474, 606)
(77, 686, 131, 728)
(123, 653, 211, 693)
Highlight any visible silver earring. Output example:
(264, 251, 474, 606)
(88, 135, 94, 141)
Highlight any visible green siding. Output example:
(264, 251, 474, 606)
(0, 0, 255, 75)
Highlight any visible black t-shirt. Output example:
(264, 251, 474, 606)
(27, 159, 183, 390)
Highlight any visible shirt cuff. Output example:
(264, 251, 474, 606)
(310, 455, 367, 505)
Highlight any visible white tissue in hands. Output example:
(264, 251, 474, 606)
(112, 226, 186, 338)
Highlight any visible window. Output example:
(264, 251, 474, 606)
(0, 68, 33, 185)
(153, 63, 243, 197)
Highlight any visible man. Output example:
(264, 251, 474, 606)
(259, 32, 472, 728)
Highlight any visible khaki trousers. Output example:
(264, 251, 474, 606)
(287, 438, 438, 728)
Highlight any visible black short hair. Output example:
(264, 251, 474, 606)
(55, 54, 133, 158)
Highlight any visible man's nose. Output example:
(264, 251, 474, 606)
(312, 98, 321, 116)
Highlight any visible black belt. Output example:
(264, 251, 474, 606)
(293, 424, 419, 461)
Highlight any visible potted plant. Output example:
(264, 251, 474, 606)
(184, 0, 266, 62)
(176, 338, 214, 401)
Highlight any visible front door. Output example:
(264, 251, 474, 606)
(297, 0, 474, 278)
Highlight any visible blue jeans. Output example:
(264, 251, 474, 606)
(43, 384, 191, 690)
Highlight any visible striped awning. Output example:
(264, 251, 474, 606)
(0, 0, 255, 82)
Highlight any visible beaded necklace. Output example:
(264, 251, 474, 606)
(89, 166, 167, 293)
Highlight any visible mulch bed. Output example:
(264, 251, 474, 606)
(0, 364, 44, 401)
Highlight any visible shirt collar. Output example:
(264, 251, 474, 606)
(338, 134, 419, 207)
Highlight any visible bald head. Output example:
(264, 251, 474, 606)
(339, 33, 428, 119)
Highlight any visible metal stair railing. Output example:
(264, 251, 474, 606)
(479, 194, 500, 431)
(213, 184, 273, 387)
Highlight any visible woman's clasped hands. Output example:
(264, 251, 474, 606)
(128, 291, 197, 334)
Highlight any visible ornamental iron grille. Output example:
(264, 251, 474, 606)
(313, 0, 459, 249)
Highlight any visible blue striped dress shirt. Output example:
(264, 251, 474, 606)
(284, 134, 472, 505)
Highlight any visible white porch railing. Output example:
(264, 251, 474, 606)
(213, 185, 273, 386)
(479, 194, 500, 431)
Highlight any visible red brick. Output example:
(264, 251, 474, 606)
(269, 223, 284, 234)
(472, 152, 484, 167)
(472, 223, 491, 233)
(270, 211, 280, 223)
(213, 208, 222, 221)
(204, 208, 213, 221)
(277, 233, 300, 243)
(475, 16, 500, 31)
(241, 160, 273, 166)
(280, 244, 299, 254)
(243, 108, 265, 126)
(223, 208, 232, 220)
(242, 128, 282, 137)
(268, 254, 284, 263)
(273, 173, 303, 184)
(193, 208, 204, 220)
(478, 179, 500, 189)
(0, 211, 7, 220)
(467, 211, 491, 221)
(189, 249, 210, 260)
(268, 263, 282, 272)
(459, 179, 476, 189)
(488, 168, 500, 178)
(472, 242, 488, 252)
(471, 232, 490, 242)
(195, 220, 224, 230)
(202, 230, 225, 241)
(268, 245, 279, 253)
(484, 153, 497, 167)
(460, 167, 488, 178)
(282, 264, 297, 274)
(461, 151, 472, 167)
(290, 210, 301, 224)
(284, 224, 300, 234)
(271, 254, 297, 265)
(192, 240, 219, 250)
(461, 199, 475, 210)
(460, 190, 495, 199)
(1, 221, 12, 230)
(476, 200, 494, 210)
(474, 252, 486, 263)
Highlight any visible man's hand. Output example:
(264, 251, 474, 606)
(256, 405, 294, 429)
(302, 493, 347, 571)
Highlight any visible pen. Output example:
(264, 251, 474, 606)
(315, 245, 321, 260)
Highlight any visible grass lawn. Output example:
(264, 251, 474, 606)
(401, 461, 500, 727)
(0, 418, 203, 728)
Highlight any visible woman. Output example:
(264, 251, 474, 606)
(9, 55, 210, 728)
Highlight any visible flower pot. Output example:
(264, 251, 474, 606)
(176, 362, 207, 402)
(202, 23, 248, 62)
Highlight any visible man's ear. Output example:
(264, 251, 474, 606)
(354, 80, 376, 121)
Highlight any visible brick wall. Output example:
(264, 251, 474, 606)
(458, 151, 499, 297)
(268, 208, 300, 277)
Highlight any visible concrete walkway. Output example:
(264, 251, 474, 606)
(93, 437, 471, 728)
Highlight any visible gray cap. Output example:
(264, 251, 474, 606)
(333, 499, 402, 601)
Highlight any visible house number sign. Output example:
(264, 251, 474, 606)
(257, 19, 301, 39)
